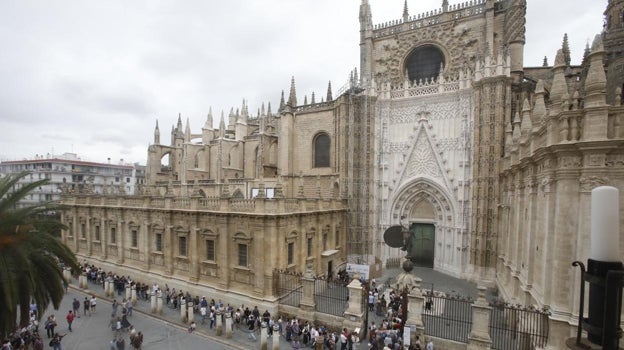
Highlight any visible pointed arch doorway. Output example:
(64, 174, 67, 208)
(407, 223, 435, 268)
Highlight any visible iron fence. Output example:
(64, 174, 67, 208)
(422, 291, 473, 343)
(273, 269, 303, 307)
(489, 300, 550, 350)
(313, 277, 349, 317)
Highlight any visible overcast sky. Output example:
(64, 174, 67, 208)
(0, 0, 606, 165)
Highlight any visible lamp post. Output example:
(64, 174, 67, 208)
(571, 186, 623, 349)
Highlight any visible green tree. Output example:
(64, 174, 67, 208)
(0, 171, 80, 338)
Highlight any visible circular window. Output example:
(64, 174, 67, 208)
(405, 45, 445, 83)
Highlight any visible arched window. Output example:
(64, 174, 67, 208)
(405, 45, 445, 83)
(313, 133, 330, 168)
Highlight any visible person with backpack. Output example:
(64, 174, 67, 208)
(48, 333, 65, 350)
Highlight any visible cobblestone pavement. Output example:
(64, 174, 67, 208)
(40, 266, 482, 349)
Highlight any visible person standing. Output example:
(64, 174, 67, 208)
(90, 296, 97, 314)
(49, 333, 65, 350)
(130, 331, 143, 350)
(83, 297, 90, 317)
(112, 300, 119, 317)
(72, 298, 80, 318)
(425, 339, 433, 350)
(65, 311, 75, 332)
(125, 299, 132, 317)
(45, 315, 57, 338)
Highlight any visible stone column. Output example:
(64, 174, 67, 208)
(156, 290, 163, 315)
(260, 322, 268, 350)
(131, 285, 137, 306)
(406, 277, 425, 343)
(187, 301, 194, 324)
(104, 279, 111, 297)
(215, 310, 223, 336)
(125, 284, 131, 300)
(225, 313, 232, 339)
(180, 298, 187, 323)
(150, 291, 157, 313)
(272, 325, 280, 350)
(467, 286, 492, 350)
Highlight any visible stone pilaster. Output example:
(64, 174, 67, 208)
(406, 277, 425, 343)
(343, 276, 364, 332)
(467, 286, 492, 350)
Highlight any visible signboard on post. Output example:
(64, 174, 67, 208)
(346, 263, 370, 280)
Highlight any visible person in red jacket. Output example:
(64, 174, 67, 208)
(66, 310, 75, 332)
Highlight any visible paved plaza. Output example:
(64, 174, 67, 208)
(38, 266, 482, 350)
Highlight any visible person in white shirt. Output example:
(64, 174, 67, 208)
(426, 339, 434, 350)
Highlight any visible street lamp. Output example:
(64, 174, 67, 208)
(570, 186, 623, 349)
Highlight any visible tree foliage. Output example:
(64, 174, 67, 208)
(0, 171, 80, 338)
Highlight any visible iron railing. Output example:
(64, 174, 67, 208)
(489, 300, 550, 350)
(273, 270, 303, 307)
(313, 278, 349, 317)
(422, 291, 473, 343)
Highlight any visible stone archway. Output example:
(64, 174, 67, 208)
(389, 178, 457, 271)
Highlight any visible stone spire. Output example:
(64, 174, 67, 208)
(303, 95, 308, 105)
(267, 102, 272, 118)
(520, 97, 532, 136)
(154, 120, 160, 144)
(511, 111, 521, 144)
(582, 42, 591, 66)
(542, 56, 548, 67)
(311, 92, 316, 104)
(532, 80, 547, 129)
(279, 90, 285, 112)
(562, 33, 571, 66)
(550, 49, 568, 113)
(240, 99, 248, 123)
(219, 111, 226, 138)
(176, 113, 183, 139)
(204, 107, 213, 129)
(326, 81, 333, 101)
(184, 117, 191, 142)
(442, 0, 449, 12)
(584, 34, 607, 108)
(403, 0, 409, 22)
(287, 76, 297, 107)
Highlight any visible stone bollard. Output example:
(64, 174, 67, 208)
(80, 273, 88, 289)
(180, 298, 187, 323)
(107, 278, 114, 297)
(125, 284, 131, 300)
(150, 291, 157, 313)
(156, 290, 163, 315)
(63, 268, 72, 284)
(215, 310, 223, 336)
(104, 279, 110, 296)
(315, 335, 324, 350)
(187, 301, 194, 324)
(131, 285, 137, 306)
(225, 312, 232, 339)
(272, 325, 280, 350)
(260, 322, 268, 350)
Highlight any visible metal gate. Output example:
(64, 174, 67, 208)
(407, 223, 435, 268)
(489, 301, 550, 349)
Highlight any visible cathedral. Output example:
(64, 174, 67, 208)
(60, 0, 624, 345)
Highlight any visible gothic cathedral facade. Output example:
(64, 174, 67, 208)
(61, 0, 624, 343)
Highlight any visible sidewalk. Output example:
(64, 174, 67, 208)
(70, 266, 482, 349)
(70, 277, 330, 350)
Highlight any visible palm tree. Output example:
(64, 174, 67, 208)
(0, 171, 80, 338)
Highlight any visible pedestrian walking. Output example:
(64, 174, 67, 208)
(90, 296, 97, 313)
(65, 311, 74, 332)
(112, 300, 118, 317)
(45, 315, 57, 338)
(49, 333, 65, 350)
(83, 297, 91, 316)
(130, 331, 143, 350)
(72, 298, 80, 318)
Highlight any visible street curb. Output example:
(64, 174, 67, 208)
(69, 284, 248, 350)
